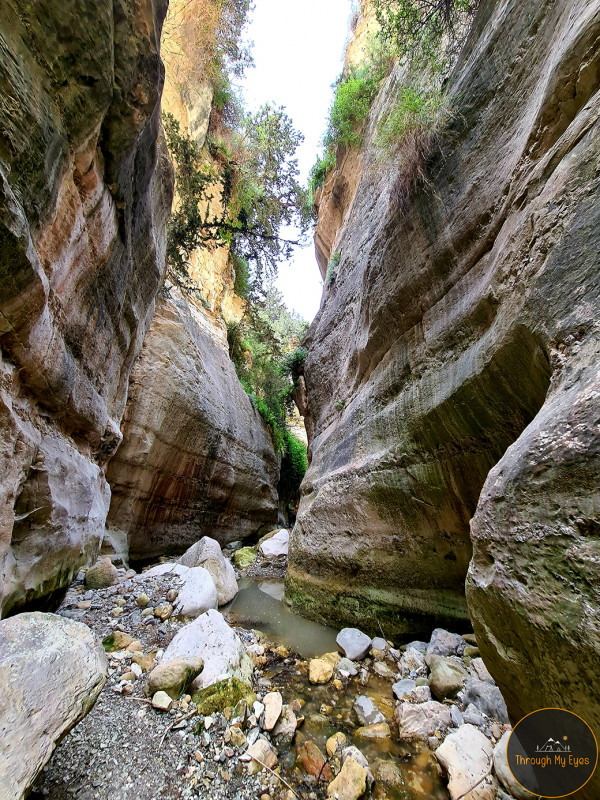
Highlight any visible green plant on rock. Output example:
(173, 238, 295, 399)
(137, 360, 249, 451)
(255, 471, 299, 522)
(326, 251, 341, 285)
(279, 430, 308, 508)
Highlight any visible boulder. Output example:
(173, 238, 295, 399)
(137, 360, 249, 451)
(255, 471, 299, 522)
(146, 657, 204, 699)
(354, 695, 385, 726)
(459, 678, 509, 723)
(336, 657, 359, 678)
(327, 756, 367, 800)
(435, 724, 497, 800)
(233, 547, 257, 569)
(259, 529, 289, 559)
(172, 567, 218, 618)
(371, 636, 388, 651)
(296, 741, 332, 781)
(272, 704, 298, 745)
(395, 701, 452, 741)
(0, 613, 107, 799)
(160, 609, 252, 690)
(399, 646, 428, 678)
(427, 629, 466, 659)
(178, 537, 238, 605)
(336, 628, 372, 661)
(85, 557, 119, 589)
(428, 655, 468, 700)
(194, 677, 256, 716)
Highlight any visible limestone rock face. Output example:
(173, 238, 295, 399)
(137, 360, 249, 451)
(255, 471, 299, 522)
(107, 294, 279, 559)
(286, 0, 600, 715)
(0, 612, 107, 799)
(0, 0, 173, 615)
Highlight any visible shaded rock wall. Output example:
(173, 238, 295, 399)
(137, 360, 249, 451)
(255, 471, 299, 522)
(107, 294, 279, 560)
(287, 0, 599, 716)
(0, 0, 173, 615)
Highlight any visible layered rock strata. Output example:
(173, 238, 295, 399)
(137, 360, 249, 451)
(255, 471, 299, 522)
(287, 1, 600, 744)
(0, 0, 173, 615)
(107, 294, 279, 559)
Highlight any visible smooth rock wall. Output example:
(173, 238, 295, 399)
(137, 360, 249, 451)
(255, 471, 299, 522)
(288, 0, 600, 714)
(0, 0, 173, 615)
(107, 294, 279, 559)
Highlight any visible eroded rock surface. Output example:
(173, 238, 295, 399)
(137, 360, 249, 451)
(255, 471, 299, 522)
(0, 0, 173, 615)
(0, 612, 107, 799)
(107, 294, 279, 559)
(286, 0, 600, 768)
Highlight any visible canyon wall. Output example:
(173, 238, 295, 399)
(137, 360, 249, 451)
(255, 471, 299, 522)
(107, 293, 279, 560)
(0, 0, 173, 615)
(288, 0, 600, 768)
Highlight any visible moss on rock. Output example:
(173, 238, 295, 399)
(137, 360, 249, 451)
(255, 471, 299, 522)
(193, 677, 256, 716)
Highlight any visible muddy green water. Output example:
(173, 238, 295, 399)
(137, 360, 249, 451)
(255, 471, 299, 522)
(224, 578, 449, 800)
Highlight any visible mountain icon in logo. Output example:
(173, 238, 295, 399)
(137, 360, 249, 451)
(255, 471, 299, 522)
(536, 737, 571, 753)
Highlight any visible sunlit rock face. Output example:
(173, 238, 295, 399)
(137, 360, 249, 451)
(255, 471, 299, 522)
(288, 0, 599, 760)
(107, 294, 280, 560)
(0, 0, 173, 615)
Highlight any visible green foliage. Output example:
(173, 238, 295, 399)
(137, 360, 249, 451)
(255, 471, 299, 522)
(279, 430, 308, 508)
(376, 85, 447, 150)
(324, 71, 380, 150)
(281, 347, 307, 388)
(308, 150, 337, 194)
(334, 399, 346, 411)
(325, 251, 341, 285)
(373, 0, 479, 70)
(232, 254, 250, 299)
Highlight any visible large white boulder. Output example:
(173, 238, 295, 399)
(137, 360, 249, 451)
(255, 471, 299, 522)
(259, 529, 289, 559)
(0, 612, 107, 800)
(395, 700, 452, 741)
(138, 562, 218, 618)
(161, 609, 252, 690)
(435, 724, 497, 799)
(178, 536, 238, 605)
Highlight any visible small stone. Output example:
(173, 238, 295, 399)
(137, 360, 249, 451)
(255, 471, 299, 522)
(427, 629, 466, 658)
(333, 679, 344, 691)
(120, 670, 136, 682)
(463, 645, 480, 658)
(326, 732, 347, 757)
(261, 692, 283, 731)
(371, 637, 388, 651)
(154, 604, 173, 621)
(462, 633, 478, 646)
(272, 704, 297, 744)
(373, 661, 395, 679)
(336, 657, 358, 678)
(229, 727, 247, 748)
(77, 601, 91, 611)
(428, 655, 468, 700)
(152, 691, 173, 711)
(131, 653, 154, 672)
(102, 631, 134, 652)
(130, 663, 143, 678)
(296, 741, 332, 781)
(195, 750, 204, 763)
(137, 593, 150, 608)
(111, 608, 123, 618)
(246, 739, 277, 775)
(354, 722, 391, 740)
(336, 628, 372, 661)
(127, 640, 143, 652)
(327, 756, 367, 800)
(166, 589, 178, 602)
(141, 607, 154, 617)
(309, 658, 334, 684)
(354, 695, 385, 726)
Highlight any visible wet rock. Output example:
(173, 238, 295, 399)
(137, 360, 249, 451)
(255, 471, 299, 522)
(341, 747, 374, 789)
(85, 557, 118, 589)
(428, 656, 468, 700)
(354, 695, 385, 726)
(336, 628, 372, 661)
(459, 678, 509, 723)
(372, 759, 405, 792)
(245, 738, 277, 775)
(336, 657, 358, 678)
(327, 756, 367, 800)
(427, 629, 466, 659)
(194, 677, 256, 716)
(309, 658, 334, 684)
(233, 547, 257, 569)
(297, 741, 332, 781)
(272, 704, 297, 745)
(147, 657, 204, 699)
(392, 678, 431, 704)
(259, 529, 289, 559)
(161, 609, 252, 690)
(371, 637, 388, 651)
(326, 732, 347, 757)
(406, 640, 428, 654)
(354, 722, 391, 741)
(435, 724, 497, 800)
(395, 701, 452, 741)
(102, 631, 134, 652)
(0, 612, 106, 799)
(373, 661, 395, 679)
(261, 691, 283, 731)
(493, 732, 538, 800)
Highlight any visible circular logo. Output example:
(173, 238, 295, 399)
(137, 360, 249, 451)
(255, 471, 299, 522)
(507, 708, 598, 797)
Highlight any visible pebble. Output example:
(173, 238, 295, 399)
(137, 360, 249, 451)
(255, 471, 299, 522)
(136, 593, 150, 608)
(151, 691, 173, 711)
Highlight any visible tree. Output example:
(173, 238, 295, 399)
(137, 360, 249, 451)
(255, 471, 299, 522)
(373, 0, 479, 69)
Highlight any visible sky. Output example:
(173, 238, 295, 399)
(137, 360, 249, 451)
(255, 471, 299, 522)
(239, 0, 353, 322)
